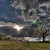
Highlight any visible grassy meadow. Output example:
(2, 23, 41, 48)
(0, 41, 50, 50)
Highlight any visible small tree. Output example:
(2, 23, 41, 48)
(36, 26, 48, 42)
(28, 20, 48, 42)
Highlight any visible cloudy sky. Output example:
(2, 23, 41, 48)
(0, 0, 50, 24)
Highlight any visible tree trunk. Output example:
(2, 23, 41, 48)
(43, 34, 45, 42)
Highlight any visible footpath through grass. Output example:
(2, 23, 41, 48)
(0, 41, 50, 50)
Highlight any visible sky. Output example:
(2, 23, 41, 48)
(0, 0, 50, 39)
(0, 0, 50, 24)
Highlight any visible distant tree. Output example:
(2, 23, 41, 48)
(0, 34, 3, 40)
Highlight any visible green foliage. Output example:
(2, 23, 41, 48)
(32, 20, 41, 29)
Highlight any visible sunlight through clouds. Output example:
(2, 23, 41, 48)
(14, 25, 23, 31)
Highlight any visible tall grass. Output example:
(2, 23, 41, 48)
(0, 41, 50, 50)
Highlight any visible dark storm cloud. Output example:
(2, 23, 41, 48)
(0, 0, 50, 24)
(38, 0, 50, 3)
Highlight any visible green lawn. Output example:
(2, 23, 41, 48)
(0, 41, 50, 50)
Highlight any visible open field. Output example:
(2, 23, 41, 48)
(0, 41, 50, 50)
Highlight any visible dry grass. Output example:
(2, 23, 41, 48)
(0, 40, 50, 50)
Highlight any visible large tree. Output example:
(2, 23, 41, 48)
(28, 18, 48, 42)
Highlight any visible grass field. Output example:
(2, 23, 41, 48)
(0, 41, 50, 50)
